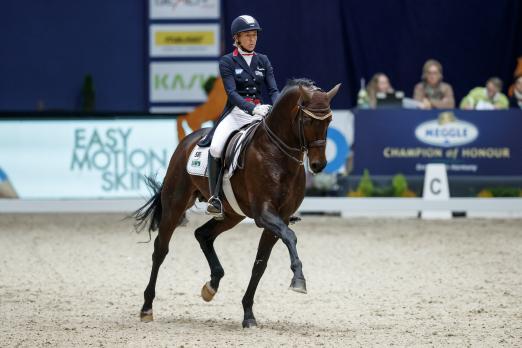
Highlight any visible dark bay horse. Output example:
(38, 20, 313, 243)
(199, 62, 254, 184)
(133, 78, 340, 328)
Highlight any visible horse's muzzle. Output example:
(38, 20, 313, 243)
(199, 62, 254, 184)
(309, 160, 326, 174)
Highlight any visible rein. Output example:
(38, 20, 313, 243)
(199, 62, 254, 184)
(262, 105, 332, 166)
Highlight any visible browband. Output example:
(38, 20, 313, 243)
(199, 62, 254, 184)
(299, 106, 333, 120)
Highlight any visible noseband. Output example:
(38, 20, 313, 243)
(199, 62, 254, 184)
(262, 104, 332, 166)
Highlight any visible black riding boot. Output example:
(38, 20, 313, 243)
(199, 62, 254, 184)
(207, 154, 224, 219)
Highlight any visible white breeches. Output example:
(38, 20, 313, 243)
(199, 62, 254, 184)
(209, 107, 262, 158)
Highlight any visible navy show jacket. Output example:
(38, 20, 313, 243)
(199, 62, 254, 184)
(220, 48, 280, 114)
(199, 48, 280, 146)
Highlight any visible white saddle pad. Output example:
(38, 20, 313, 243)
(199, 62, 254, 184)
(186, 122, 257, 179)
(186, 146, 210, 177)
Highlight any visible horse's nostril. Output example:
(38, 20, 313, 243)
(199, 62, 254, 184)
(310, 161, 326, 173)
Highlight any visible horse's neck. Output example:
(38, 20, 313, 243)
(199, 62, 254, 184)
(263, 95, 300, 148)
(248, 91, 305, 177)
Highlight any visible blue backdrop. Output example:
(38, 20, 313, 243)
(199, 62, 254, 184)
(1, 0, 521, 111)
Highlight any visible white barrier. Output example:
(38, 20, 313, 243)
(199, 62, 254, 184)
(299, 197, 522, 218)
(1, 198, 522, 218)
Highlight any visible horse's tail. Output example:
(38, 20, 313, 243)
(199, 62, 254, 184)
(131, 176, 163, 240)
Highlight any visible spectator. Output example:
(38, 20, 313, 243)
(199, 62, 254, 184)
(509, 75, 522, 109)
(367, 73, 394, 108)
(413, 59, 455, 109)
(460, 77, 509, 110)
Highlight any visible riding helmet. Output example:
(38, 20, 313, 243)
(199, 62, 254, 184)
(231, 15, 262, 36)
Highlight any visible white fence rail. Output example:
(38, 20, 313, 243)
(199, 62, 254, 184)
(1, 198, 521, 218)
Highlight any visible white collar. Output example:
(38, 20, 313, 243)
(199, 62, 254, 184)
(238, 46, 255, 56)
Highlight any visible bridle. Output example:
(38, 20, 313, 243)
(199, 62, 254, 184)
(262, 103, 332, 166)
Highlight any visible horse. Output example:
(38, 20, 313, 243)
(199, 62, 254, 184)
(133, 78, 341, 328)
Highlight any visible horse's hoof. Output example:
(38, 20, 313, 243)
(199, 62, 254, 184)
(140, 309, 153, 322)
(201, 281, 216, 302)
(242, 318, 257, 328)
(289, 278, 307, 294)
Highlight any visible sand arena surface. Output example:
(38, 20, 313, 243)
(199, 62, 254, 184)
(1, 213, 521, 347)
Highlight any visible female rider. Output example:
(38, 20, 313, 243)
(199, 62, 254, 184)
(204, 15, 280, 219)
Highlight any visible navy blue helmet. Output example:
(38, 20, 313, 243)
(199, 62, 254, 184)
(231, 15, 262, 36)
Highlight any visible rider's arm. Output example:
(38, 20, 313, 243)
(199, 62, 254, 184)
(220, 56, 256, 115)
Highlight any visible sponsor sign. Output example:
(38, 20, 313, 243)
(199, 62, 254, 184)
(150, 24, 220, 57)
(0, 119, 178, 199)
(149, 0, 220, 19)
(353, 109, 522, 176)
(150, 61, 219, 102)
(414, 112, 479, 147)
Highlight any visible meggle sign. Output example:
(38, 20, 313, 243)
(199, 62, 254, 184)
(415, 112, 478, 147)
(353, 109, 522, 176)
(150, 62, 219, 102)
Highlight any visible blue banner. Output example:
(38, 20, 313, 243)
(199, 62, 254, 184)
(353, 109, 522, 176)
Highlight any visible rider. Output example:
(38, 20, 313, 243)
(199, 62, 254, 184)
(204, 15, 280, 219)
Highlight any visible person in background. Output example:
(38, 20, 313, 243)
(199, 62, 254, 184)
(366, 73, 394, 108)
(460, 77, 509, 110)
(509, 75, 522, 109)
(413, 59, 455, 109)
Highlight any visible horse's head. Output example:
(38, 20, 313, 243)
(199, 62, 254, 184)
(297, 83, 341, 174)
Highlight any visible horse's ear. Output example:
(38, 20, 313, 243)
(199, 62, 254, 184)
(299, 85, 313, 104)
(326, 83, 341, 102)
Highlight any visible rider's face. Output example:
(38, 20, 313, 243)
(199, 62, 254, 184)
(236, 30, 258, 51)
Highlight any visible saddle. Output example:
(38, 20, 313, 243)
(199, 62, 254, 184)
(223, 120, 261, 172)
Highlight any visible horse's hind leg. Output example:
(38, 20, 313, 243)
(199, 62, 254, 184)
(241, 229, 278, 328)
(195, 215, 244, 301)
(140, 189, 196, 322)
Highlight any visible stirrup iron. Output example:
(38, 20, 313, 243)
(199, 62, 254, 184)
(206, 196, 224, 220)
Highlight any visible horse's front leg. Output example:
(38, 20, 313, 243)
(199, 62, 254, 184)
(255, 209, 306, 293)
(242, 229, 279, 328)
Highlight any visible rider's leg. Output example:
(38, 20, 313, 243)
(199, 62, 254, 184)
(207, 107, 262, 218)
(206, 152, 224, 217)
(207, 114, 236, 218)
